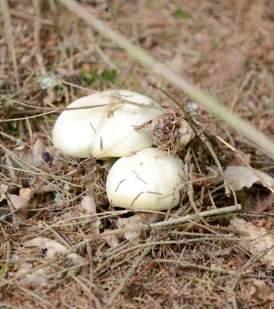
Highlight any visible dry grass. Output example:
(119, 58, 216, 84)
(0, 1, 274, 308)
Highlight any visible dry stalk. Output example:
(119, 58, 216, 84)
(0, 0, 19, 89)
(58, 0, 274, 160)
(33, 0, 46, 75)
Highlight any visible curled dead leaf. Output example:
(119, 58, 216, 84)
(116, 213, 161, 240)
(224, 166, 274, 192)
(7, 188, 33, 223)
(117, 215, 145, 240)
(101, 229, 120, 248)
(24, 237, 83, 263)
(249, 279, 274, 302)
(231, 218, 274, 268)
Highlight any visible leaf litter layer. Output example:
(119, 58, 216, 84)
(0, 0, 274, 308)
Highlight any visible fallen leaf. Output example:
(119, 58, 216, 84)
(16, 262, 48, 288)
(80, 195, 96, 214)
(0, 184, 8, 202)
(116, 213, 161, 240)
(43, 89, 56, 106)
(7, 194, 27, 211)
(224, 166, 274, 191)
(249, 279, 274, 302)
(24, 237, 70, 258)
(117, 215, 144, 240)
(14, 138, 53, 169)
(231, 218, 274, 267)
(7, 189, 33, 223)
(80, 195, 100, 234)
(254, 193, 273, 213)
(24, 238, 83, 272)
(19, 188, 32, 201)
(101, 229, 120, 248)
(16, 238, 84, 288)
(32, 138, 45, 166)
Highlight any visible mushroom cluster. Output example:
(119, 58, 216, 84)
(53, 90, 194, 211)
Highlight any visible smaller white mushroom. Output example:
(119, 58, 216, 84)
(106, 148, 184, 210)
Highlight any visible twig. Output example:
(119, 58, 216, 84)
(231, 244, 274, 291)
(0, 0, 19, 89)
(107, 245, 152, 307)
(231, 70, 254, 111)
(33, 0, 47, 75)
(10, 10, 54, 26)
(155, 259, 238, 276)
(58, 0, 274, 160)
(148, 204, 241, 231)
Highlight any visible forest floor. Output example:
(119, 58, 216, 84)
(0, 0, 274, 308)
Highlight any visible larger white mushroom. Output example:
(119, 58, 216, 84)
(106, 148, 184, 210)
(52, 90, 163, 158)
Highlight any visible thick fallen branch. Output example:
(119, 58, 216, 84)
(58, 0, 274, 160)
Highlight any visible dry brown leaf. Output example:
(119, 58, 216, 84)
(32, 138, 45, 166)
(7, 194, 27, 211)
(0, 184, 8, 202)
(116, 213, 161, 240)
(14, 138, 53, 169)
(249, 279, 274, 302)
(24, 237, 70, 258)
(101, 229, 120, 248)
(24, 238, 84, 269)
(16, 238, 84, 288)
(16, 262, 49, 288)
(254, 193, 273, 213)
(224, 166, 274, 191)
(7, 188, 33, 223)
(231, 218, 274, 268)
(80, 195, 96, 214)
(117, 215, 144, 240)
(19, 187, 32, 201)
(80, 194, 100, 234)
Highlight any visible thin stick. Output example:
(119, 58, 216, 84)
(0, 0, 19, 89)
(58, 0, 274, 160)
(107, 245, 152, 307)
(33, 0, 46, 75)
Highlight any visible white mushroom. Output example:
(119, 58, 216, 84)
(106, 148, 184, 210)
(52, 90, 163, 158)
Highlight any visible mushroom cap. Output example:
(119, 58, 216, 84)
(52, 90, 163, 158)
(106, 148, 184, 210)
